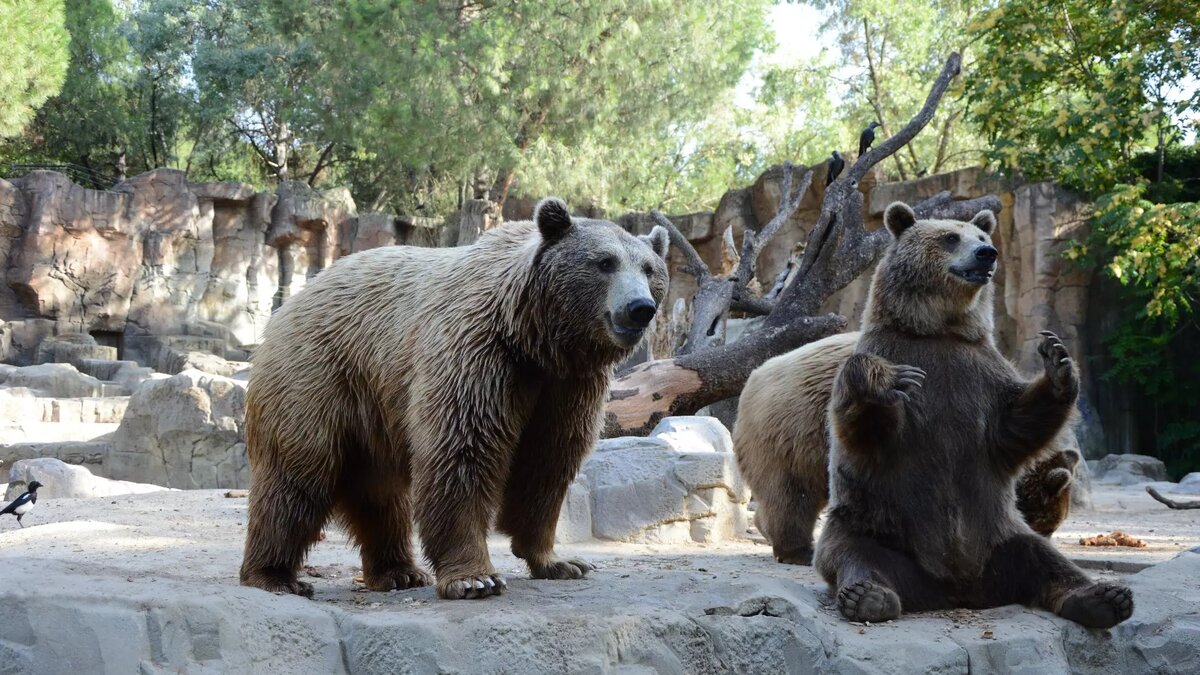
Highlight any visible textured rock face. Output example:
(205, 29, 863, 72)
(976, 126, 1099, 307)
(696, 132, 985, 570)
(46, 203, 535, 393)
(107, 370, 249, 489)
(558, 416, 750, 544)
(1, 488, 1197, 675)
(1091, 453, 1170, 486)
(0, 170, 435, 366)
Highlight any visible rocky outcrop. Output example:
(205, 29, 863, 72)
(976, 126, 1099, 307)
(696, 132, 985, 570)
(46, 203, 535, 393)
(107, 370, 249, 489)
(5, 457, 170, 500)
(0, 170, 439, 366)
(1091, 453, 1170, 486)
(0, 487, 1196, 674)
(557, 417, 749, 544)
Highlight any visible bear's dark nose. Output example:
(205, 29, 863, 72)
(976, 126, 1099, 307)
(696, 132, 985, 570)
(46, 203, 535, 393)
(975, 246, 998, 263)
(627, 298, 657, 328)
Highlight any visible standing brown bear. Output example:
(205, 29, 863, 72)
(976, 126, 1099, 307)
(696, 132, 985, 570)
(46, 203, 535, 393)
(239, 198, 670, 600)
(814, 201, 1133, 628)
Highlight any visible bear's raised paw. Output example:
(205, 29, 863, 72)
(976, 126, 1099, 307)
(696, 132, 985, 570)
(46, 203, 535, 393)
(1038, 331, 1079, 401)
(1057, 582, 1133, 628)
(886, 364, 926, 405)
(837, 579, 901, 623)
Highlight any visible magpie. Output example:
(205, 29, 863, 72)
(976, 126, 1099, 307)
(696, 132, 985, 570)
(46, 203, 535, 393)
(2, 481, 42, 528)
(859, 121, 883, 156)
(826, 150, 845, 187)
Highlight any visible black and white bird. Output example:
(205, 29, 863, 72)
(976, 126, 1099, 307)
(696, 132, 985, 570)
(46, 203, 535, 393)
(2, 481, 42, 528)
(826, 150, 845, 187)
(858, 121, 883, 156)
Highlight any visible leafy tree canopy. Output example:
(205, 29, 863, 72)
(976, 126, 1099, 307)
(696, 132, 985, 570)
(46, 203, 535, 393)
(0, 0, 69, 137)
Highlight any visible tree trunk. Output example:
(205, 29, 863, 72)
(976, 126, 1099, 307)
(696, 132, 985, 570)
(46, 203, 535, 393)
(456, 198, 499, 246)
(601, 54, 992, 438)
(275, 119, 290, 182)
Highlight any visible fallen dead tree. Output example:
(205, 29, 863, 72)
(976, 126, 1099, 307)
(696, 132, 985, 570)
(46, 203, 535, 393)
(603, 52, 1003, 437)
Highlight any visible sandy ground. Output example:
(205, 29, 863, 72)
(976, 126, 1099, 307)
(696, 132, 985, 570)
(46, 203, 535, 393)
(0, 485, 1198, 674)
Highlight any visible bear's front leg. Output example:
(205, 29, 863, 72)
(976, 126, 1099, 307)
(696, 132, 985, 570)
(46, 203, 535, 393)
(496, 377, 607, 581)
(411, 387, 530, 599)
(995, 331, 1079, 472)
(830, 353, 925, 456)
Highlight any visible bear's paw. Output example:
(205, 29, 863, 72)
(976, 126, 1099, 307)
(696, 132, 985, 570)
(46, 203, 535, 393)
(437, 573, 508, 600)
(836, 579, 901, 623)
(1057, 582, 1134, 629)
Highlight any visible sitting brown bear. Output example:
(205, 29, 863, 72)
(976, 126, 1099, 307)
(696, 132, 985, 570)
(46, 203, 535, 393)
(813, 202, 1131, 627)
(734, 332, 1084, 564)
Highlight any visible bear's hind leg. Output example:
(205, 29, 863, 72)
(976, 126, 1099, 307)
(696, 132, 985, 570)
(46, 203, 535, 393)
(819, 534, 949, 622)
(240, 472, 333, 598)
(753, 469, 826, 566)
(982, 534, 1133, 628)
(337, 467, 432, 592)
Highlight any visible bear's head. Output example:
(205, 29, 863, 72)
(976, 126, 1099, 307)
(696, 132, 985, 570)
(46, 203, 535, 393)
(526, 197, 670, 365)
(863, 201, 999, 342)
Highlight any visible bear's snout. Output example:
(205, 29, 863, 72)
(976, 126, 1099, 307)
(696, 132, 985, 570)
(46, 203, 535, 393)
(626, 298, 657, 328)
(975, 246, 998, 264)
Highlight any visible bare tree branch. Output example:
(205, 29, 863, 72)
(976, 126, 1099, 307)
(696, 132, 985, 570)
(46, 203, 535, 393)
(1147, 486, 1200, 510)
(602, 52, 979, 438)
(769, 52, 964, 324)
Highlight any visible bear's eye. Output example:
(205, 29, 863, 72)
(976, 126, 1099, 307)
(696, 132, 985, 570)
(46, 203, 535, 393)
(642, 262, 654, 277)
(942, 233, 961, 246)
(596, 256, 618, 273)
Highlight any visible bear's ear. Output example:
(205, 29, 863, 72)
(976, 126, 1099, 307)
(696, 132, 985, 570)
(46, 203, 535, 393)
(534, 197, 573, 241)
(639, 225, 670, 261)
(884, 201, 916, 238)
(970, 209, 996, 235)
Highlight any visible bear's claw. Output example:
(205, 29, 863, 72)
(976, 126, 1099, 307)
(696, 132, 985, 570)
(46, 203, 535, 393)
(244, 576, 315, 598)
(1037, 331, 1078, 400)
(837, 579, 901, 623)
(438, 573, 507, 600)
(530, 557, 596, 580)
(363, 566, 433, 591)
(888, 364, 926, 404)
(1057, 582, 1133, 628)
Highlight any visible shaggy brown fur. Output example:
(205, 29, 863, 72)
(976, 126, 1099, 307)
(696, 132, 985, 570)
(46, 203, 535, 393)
(734, 333, 1083, 564)
(1016, 447, 1081, 537)
(813, 201, 1132, 628)
(239, 198, 670, 600)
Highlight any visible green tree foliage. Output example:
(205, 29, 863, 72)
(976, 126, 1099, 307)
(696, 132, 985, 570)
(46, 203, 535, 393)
(307, 0, 772, 211)
(0, 0, 69, 137)
(967, 0, 1200, 194)
(804, 0, 983, 179)
(970, 1, 1200, 472)
(1068, 183, 1200, 474)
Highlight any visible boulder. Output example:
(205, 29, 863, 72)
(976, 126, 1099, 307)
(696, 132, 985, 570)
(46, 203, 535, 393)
(576, 418, 749, 543)
(0, 363, 103, 397)
(5, 457, 170, 500)
(650, 416, 734, 456)
(1091, 453, 1169, 486)
(107, 370, 249, 489)
(1178, 473, 1200, 495)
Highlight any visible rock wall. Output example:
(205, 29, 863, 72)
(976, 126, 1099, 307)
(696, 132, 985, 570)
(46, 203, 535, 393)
(627, 165, 1104, 454)
(0, 170, 439, 366)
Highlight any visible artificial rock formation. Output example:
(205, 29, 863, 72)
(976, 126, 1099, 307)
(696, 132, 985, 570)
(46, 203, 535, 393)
(0, 170, 439, 366)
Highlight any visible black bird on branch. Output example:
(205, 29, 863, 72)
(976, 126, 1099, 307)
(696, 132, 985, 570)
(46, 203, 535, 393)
(858, 121, 882, 156)
(825, 151, 845, 187)
(2, 481, 42, 528)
